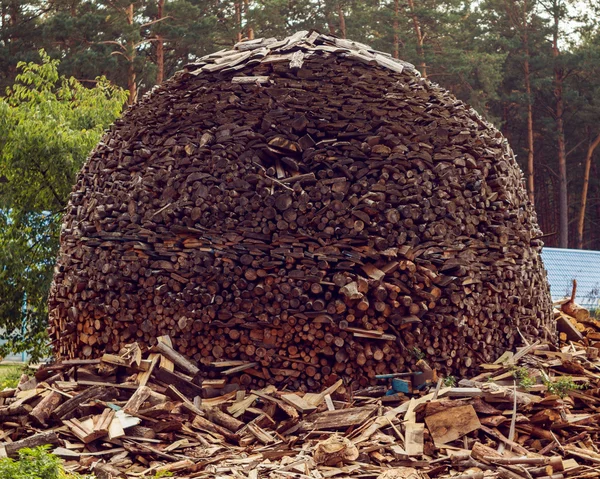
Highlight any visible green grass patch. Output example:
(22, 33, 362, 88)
(0, 364, 27, 389)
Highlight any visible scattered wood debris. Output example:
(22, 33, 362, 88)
(2, 311, 600, 478)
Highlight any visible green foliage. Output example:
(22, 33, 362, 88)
(145, 471, 173, 479)
(0, 51, 127, 361)
(0, 365, 27, 389)
(443, 376, 457, 387)
(0, 446, 93, 479)
(543, 376, 584, 398)
(511, 366, 536, 389)
(410, 347, 425, 360)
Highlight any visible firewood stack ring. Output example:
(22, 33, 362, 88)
(49, 31, 554, 391)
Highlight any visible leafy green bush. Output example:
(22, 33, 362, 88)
(0, 446, 92, 479)
(0, 50, 127, 362)
(443, 376, 457, 387)
(543, 376, 584, 398)
(511, 366, 536, 389)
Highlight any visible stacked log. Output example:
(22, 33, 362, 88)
(48, 31, 554, 390)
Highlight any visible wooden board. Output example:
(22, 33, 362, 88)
(425, 405, 481, 447)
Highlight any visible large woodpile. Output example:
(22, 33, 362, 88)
(48, 31, 553, 390)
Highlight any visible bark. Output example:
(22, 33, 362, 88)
(234, 2, 242, 42)
(243, 0, 254, 40)
(552, 2, 567, 247)
(524, 54, 534, 205)
(522, 0, 535, 205)
(6, 431, 61, 458)
(156, 0, 165, 85)
(126, 3, 137, 105)
(576, 132, 600, 249)
(8, 0, 18, 26)
(337, 3, 346, 39)
(407, 0, 426, 78)
(393, 0, 400, 59)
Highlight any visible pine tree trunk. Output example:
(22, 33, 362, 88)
(576, 132, 600, 249)
(243, 0, 254, 40)
(323, 0, 336, 35)
(126, 3, 137, 105)
(156, 0, 165, 85)
(556, 93, 567, 247)
(337, 3, 346, 39)
(393, 0, 400, 59)
(524, 56, 534, 205)
(8, 0, 18, 26)
(552, 3, 567, 247)
(234, 2, 242, 42)
(522, 1, 535, 206)
(326, 14, 336, 35)
(503, 0, 535, 205)
(407, 0, 426, 78)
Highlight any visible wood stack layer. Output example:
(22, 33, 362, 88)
(2, 330, 600, 478)
(48, 31, 553, 389)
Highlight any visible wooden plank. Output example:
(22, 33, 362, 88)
(404, 422, 424, 456)
(301, 405, 377, 431)
(556, 314, 584, 342)
(157, 336, 175, 372)
(137, 353, 159, 387)
(425, 405, 481, 447)
(280, 393, 317, 413)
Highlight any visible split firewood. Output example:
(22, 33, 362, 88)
(560, 281, 590, 322)
(48, 31, 553, 390)
(313, 435, 359, 466)
(2, 431, 62, 458)
(0, 335, 597, 477)
(30, 390, 63, 426)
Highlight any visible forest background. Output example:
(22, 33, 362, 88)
(1, 0, 600, 358)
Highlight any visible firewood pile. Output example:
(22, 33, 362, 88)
(555, 281, 600, 351)
(2, 320, 600, 479)
(48, 30, 553, 389)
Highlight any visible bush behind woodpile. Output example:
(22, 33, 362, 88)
(48, 32, 553, 391)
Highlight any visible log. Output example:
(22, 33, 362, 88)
(52, 386, 118, 420)
(205, 407, 245, 432)
(2, 431, 61, 458)
(30, 391, 63, 426)
(48, 31, 553, 390)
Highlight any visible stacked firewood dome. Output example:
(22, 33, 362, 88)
(49, 31, 554, 391)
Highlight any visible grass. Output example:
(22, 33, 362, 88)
(0, 364, 27, 389)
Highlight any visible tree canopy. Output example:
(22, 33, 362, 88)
(0, 51, 127, 360)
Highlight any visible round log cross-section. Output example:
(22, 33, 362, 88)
(49, 31, 553, 391)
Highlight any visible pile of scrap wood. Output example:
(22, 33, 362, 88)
(555, 280, 600, 355)
(1, 331, 600, 478)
